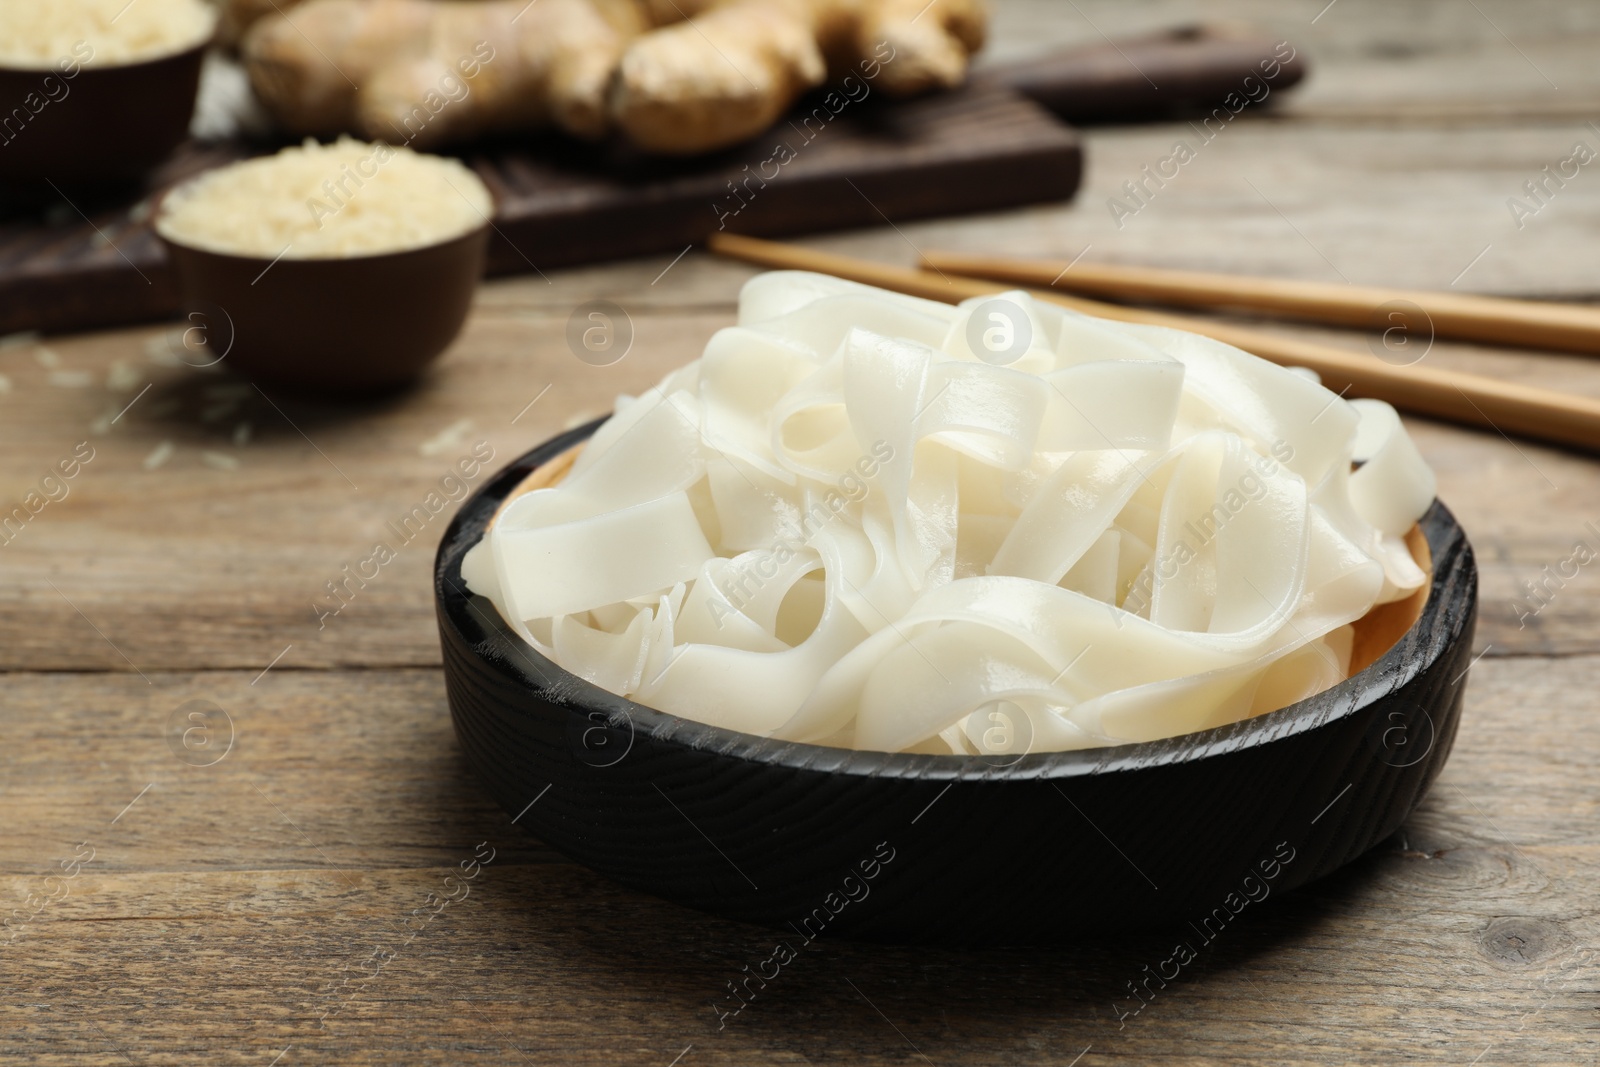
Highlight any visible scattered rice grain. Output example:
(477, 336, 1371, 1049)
(143, 441, 175, 470)
(145, 334, 183, 367)
(106, 361, 142, 391)
(89, 404, 118, 435)
(420, 418, 474, 456)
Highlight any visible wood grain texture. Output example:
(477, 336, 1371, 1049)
(919, 249, 1600, 356)
(0, 272, 1594, 657)
(707, 231, 1600, 451)
(2, 656, 1596, 1065)
(6, 0, 1600, 1061)
(986, 24, 1307, 124)
(0, 77, 1082, 338)
(0, 274, 1594, 659)
(0, 25, 1317, 338)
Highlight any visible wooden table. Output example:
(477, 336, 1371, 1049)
(6, 2, 1600, 1063)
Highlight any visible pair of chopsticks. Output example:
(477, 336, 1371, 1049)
(705, 232, 1600, 453)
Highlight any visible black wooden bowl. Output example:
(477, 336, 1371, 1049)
(436, 420, 1478, 944)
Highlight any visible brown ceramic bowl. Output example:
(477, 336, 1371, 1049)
(0, 42, 208, 187)
(157, 222, 491, 394)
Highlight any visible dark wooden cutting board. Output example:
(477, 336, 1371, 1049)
(0, 25, 1303, 337)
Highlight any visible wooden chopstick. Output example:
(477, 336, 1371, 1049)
(919, 249, 1600, 358)
(706, 232, 1600, 453)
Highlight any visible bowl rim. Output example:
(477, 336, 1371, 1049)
(436, 418, 1476, 782)
(0, 33, 212, 76)
(154, 213, 494, 268)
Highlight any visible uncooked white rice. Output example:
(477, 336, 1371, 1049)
(0, 0, 216, 69)
(155, 137, 494, 258)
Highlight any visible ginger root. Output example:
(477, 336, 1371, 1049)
(607, 0, 988, 153)
(245, 0, 635, 148)
(220, 0, 287, 48)
(609, 0, 829, 154)
(242, 0, 987, 155)
(856, 0, 986, 95)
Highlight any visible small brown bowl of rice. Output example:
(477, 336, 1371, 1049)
(0, 0, 216, 186)
(154, 137, 494, 394)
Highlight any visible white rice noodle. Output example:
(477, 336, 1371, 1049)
(463, 272, 1436, 753)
